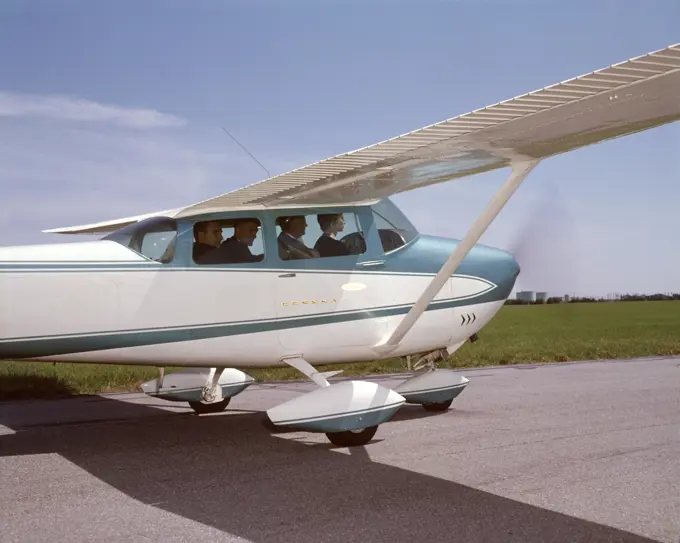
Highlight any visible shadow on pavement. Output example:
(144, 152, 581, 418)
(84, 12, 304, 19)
(0, 395, 658, 543)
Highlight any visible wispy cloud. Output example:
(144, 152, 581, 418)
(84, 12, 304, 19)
(0, 92, 185, 129)
(0, 119, 296, 247)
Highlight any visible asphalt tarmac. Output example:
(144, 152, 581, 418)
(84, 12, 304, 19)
(1, 356, 678, 543)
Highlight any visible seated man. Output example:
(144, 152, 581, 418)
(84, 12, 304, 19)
(201, 218, 264, 264)
(193, 220, 223, 263)
(314, 213, 350, 257)
(277, 215, 319, 260)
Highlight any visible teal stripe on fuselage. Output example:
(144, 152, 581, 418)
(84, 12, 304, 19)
(0, 265, 483, 278)
(0, 287, 506, 359)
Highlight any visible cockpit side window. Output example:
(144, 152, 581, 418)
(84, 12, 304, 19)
(103, 216, 177, 263)
(274, 212, 367, 261)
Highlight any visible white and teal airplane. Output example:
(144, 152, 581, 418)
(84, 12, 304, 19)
(1, 43, 679, 446)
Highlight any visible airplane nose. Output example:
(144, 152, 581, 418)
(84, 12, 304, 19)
(506, 250, 520, 279)
(470, 245, 520, 294)
(496, 247, 520, 290)
(499, 247, 520, 278)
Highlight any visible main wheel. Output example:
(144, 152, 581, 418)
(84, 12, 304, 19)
(325, 425, 378, 447)
(188, 397, 231, 414)
(422, 398, 453, 412)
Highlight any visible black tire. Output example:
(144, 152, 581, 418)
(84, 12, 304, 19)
(422, 399, 453, 412)
(325, 425, 378, 447)
(188, 397, 231, 414)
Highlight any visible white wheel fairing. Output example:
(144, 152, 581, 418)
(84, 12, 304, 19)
(140, 367, 254, 403)
(395, 369, 468, 393)
(395, 369, 469, 405)
(266, 380, 405, 433)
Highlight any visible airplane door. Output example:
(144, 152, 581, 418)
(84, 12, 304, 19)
(274, 211, 387, 355)
(276, 262, 389, 354)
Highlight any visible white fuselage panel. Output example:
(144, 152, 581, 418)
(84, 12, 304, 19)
(0, 259, 504, 367)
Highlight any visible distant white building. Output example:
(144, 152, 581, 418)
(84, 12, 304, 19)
(517, 290, 535, 302)
(536, 291, 548, 303)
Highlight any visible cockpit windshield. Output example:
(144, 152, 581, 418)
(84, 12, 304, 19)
(371, 198, 419, 253)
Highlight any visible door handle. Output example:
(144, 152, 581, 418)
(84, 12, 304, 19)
(278, 273, 296, 278)
(359, 260, 386, 268)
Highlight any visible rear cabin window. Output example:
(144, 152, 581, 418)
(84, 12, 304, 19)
(192, 217, 265, 265)
(275, 212, 367, 260)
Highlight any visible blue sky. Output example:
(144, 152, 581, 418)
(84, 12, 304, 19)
(1, 0, 678, 297)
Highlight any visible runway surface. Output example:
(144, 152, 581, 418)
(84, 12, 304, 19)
(1, 356, 679, 542)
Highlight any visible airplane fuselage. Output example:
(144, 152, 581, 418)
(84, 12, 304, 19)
(0, 199, 520, 368)
(0, 242, 518, 368)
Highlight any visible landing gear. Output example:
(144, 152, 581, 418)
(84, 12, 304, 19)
(139, 366, 255, 413)
(326, 425, 378, 447)
(188, 367, 230, 415)
(265, 356, 405, 447)
(395, 349, 469, 411)
(188, 397, 231, 414)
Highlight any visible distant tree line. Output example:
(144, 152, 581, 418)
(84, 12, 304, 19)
(505, 293, 680, 305)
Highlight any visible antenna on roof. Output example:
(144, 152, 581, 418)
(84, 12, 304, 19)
(221, 127, 271, 178)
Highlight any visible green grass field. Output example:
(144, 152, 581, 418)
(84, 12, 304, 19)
(2, 301, 679, 400)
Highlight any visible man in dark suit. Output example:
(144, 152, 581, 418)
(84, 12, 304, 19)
(277, 215, 320, 260)
(201, 218, 264, 264)
(193, 220, 223, 263)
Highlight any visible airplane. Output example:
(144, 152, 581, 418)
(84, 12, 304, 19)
(1, 43, 679, 447)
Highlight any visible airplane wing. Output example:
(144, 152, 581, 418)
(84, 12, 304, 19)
(42, 208, 181, 234)
(46, 42, 680, 234)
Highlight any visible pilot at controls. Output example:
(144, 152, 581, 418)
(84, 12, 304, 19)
(314, 213, 350, 258)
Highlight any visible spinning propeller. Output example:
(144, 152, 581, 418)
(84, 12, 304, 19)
(505, 181, 578, 296)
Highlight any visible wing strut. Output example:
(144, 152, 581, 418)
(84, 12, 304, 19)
(375, 158, 540, 353)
